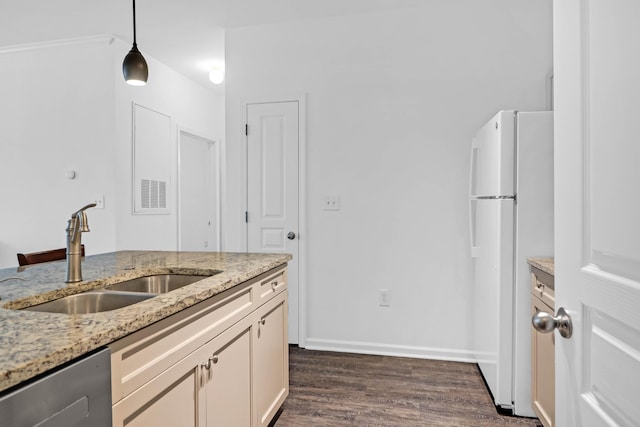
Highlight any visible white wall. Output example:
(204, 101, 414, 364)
(226, 0, 553, 359)
(113, 38, 225, 252)
(0, 38, 117, 268)
(0, 37, 224, 268)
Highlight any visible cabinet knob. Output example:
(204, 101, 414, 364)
(201, 359, 212, 370)
(212, 355, 218, 364)
(259, 318, 266, 325)
(287, 232, 296, 240)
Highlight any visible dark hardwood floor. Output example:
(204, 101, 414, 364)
(274, 346, 542, 427)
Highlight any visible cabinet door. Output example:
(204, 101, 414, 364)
(203, 320, 253, 427)
(112, 351, 200, 427)
(254, 292, 289, 427)
(531, 295, 554, 427)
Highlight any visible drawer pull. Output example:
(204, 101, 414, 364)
(259, 318, 266, 325)
(271, 281, 278, 291)
(201, 359, 212, 370)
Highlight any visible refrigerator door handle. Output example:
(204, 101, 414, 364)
(469, 199, 480, 258)
(469, 137, 479, 197)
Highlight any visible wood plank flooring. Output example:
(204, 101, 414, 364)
(274, 346, 542, 427)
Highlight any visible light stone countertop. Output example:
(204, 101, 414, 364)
(527, 257, 554, 276)
(0, 251, 291, 393)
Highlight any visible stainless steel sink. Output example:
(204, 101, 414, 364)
(23, 291, 154, 314)
(104, 274, 212, 293)
(20, 273, 217, 314)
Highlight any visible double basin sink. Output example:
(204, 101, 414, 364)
(23, 274, 216, 315)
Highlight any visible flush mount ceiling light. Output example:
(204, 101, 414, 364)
(122, 0, 148, 86)
(209, 68, 225, 84)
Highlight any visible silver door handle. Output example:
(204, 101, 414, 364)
(287, 232, 296, 240)
(532, 307, 573, 339)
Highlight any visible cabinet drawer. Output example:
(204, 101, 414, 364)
(530, 268, 554, 308)
(110, 280, 255, 403)
(256, 267, 287, 304)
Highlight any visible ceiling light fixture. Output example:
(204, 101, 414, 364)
(122, 0, 148, 86)
(209, 68, 225, 85)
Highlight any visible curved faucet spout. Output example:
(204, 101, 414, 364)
(71, 203, 97, 218)
(69, 203, 97, 242)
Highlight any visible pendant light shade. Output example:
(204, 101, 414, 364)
(123, 0, 148, 86)
(123, 44, 148, 85)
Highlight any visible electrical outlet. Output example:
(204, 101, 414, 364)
(323, 196, 340, 211)
(94, 194, 105, 209)
(378, 289, 391, 307)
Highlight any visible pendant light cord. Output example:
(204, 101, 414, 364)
(123, 0, 148, 84)
(132, 0, 137, 47)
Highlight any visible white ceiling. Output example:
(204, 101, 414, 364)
(1, 0, 425, 92)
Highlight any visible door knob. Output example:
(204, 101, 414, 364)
(532, 307, 573, 339)
(287, 232, 296, 240)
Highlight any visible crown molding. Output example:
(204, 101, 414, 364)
(0, 34, 116, 55)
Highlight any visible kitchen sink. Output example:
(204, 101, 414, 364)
(104, 273, 213, 293)
(19, 273, 217, 314)
(23, 291, 154, 315)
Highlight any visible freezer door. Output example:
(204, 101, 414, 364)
(469, 111, 515, 197)
(471, 198, 514, 410)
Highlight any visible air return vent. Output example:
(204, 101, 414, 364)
(140, 179, 167, 209)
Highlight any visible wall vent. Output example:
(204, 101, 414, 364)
(141, 179, 167, 209)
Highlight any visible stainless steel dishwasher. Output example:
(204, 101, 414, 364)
(0, 348, 111, 427)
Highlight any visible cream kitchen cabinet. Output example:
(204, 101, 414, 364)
(530, 264, 554, 427)
(203, 321, 253, 426)
(110, 266, 288, 427)
(254, 292, 288, 427)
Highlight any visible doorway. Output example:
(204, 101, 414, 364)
(178, 129, 222, 252)
(246, 99, 305, 345)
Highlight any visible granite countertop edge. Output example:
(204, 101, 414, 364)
(0, 250, 291, 393)
(527, 257, 555, 276)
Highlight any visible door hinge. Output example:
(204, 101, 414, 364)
(245, 211, 248, 223)
(245, 124, 248, 136)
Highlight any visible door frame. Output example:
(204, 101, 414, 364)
(241, 94, 307, 347)
(176, 126, 226, 252)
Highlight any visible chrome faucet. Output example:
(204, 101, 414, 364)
(65, 203, 96, 283)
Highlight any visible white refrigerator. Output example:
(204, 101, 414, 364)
(469, 110, 554, 416)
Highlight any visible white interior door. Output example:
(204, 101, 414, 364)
(247, 101, 299, 344)
(179, 131, 220, 251)
(554, 1, 640, 425)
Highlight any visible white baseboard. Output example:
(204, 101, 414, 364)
(302, 338, 476, 363)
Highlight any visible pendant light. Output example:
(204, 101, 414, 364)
(122, 0, 148, 86)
